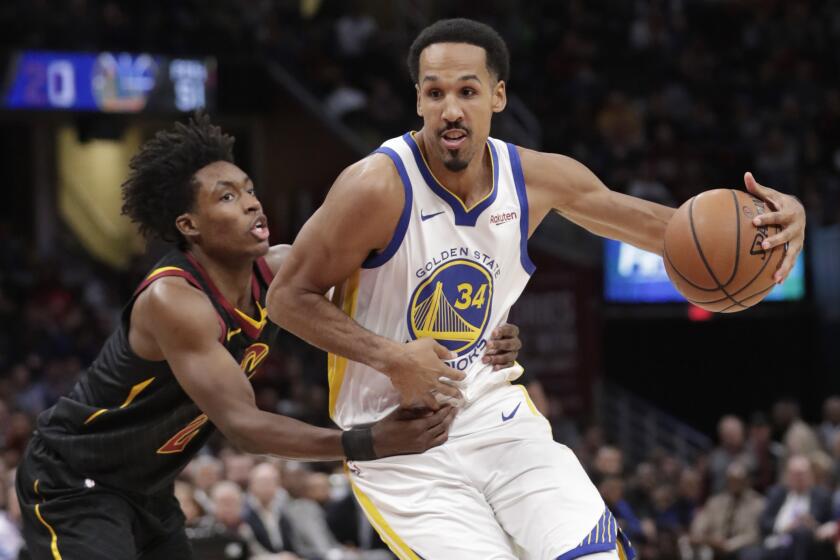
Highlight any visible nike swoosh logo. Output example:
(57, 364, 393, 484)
(501, 401, 522, 422)
(420, 210, 445, 221)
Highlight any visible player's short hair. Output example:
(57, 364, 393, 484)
(407, 18, 510, 84)
(121, 112, 235, 248)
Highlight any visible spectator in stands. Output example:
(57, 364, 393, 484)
(688, 462, 765, 560)
(211, 480, 301, 560)
(244, 462, 301, 556)
(326, 475, 392, 556)
(652, 484, 682, 534)
(709, 416, 753, 494)
(223, 452, 256, 491)
(772, 399, 821, 460)
(190, 455, 224, 514)
(675, 468, 704, 530)
(626, 461, 658, 521)
(756, 455, 834, 560)
(591, 445, 624, 484)
(0, 473, 23, 560)
(285, 469, 348, 560)
(818, 396, 840, 451)
(174, 479, 205, 528)
(747, 412, 784, 493)
(546, 396, 581, 450)
(599, 475, 644, 543)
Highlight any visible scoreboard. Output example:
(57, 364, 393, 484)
(3, 50, 216, 113)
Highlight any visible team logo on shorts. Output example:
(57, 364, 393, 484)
(407, 259, 493, 355)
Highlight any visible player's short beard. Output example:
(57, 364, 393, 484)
(444, 151, 469, 172)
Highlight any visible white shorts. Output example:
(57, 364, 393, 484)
(347, 383, 634, 560)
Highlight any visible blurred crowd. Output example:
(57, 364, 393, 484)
(4, 0, 840, 229)
(1, 234, 840, 560)
(2, 1, 840, 559)
(575, 398, 840, 560)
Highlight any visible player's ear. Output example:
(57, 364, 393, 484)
(175, 213, 200, 243)
(416, 83, 422, 117)
(492, 80, 507, 113)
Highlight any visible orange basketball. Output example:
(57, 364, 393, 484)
(663, 189, 785, 313)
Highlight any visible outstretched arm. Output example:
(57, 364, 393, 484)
(522, 150, 674, 255)
(132, 277, 455, 460)
(521, 148, 805, 282)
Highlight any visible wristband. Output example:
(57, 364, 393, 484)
(341, 427, 377, 461)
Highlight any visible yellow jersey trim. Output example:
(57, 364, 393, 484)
(146, 266, 184, 280)
(33, 479, 63, 560)
(346, 466, 419, 560)
(234, 300, 268, 331)
(328, 270, 361, 420)
(84, 377, 156, 425)
(517, 384, 540, 417)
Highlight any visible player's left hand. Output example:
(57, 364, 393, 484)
(744, 171, 806, 284)
(483, 322, 522, 370)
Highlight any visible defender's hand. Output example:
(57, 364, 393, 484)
(371, 405, 457, 457)
(744, 172, 805, 284)
(483, 323, 523, 370)
(384, 338, 465, 409)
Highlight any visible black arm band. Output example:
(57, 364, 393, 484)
(341, 427, 377, 461)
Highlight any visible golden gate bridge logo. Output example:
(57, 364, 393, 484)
(408, 259, 493, 355)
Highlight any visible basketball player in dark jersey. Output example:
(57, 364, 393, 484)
(15, 114, 524, 559)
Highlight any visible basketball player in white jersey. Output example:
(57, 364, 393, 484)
(267, 18, 806, 560)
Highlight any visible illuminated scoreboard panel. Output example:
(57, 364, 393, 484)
(4, 51, 216, 113)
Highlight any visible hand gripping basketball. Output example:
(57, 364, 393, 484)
(663, 188, 781, 312)
(743, 172, 806, 284)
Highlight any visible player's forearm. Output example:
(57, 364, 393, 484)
(561, 192, 675, 255)
(267, 284, 401, 374)
(229, 409, 344, 460)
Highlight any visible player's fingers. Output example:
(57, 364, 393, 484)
(424, 405, 452, 429)
(427, 410, 453, 436)
(488, 352, 517, 368)
(745, 174, 786, 212)
(752, 210, 789, 228)
(486, 337, 522, 353)
(774, 242, 802, 284)
(431, 417, 455, 442)
(438, 364, 466, 382)
(744, 172, 773, 199)
(428, 430, 450, 449)
(432, 341, 457, 360)
(760, 228, 795, 251)
(434, 381, 462, 401)
(492, 323, 519, 339)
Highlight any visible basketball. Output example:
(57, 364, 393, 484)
(663, 189, 786, 313)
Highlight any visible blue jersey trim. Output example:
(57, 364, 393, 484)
(362, 147, 413, 269)
(554, 507, 636, 560)
(506, 143, 537, 275)
(402, 132, 498, 227)
(554, 542, 617, 560)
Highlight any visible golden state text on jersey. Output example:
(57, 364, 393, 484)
(328, 132, 535, 430)
(409, 254, 497, 370)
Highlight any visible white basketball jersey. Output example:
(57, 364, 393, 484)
(328, 132, 535, 429)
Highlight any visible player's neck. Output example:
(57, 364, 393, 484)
(416, 130, 492, 207)
(187, 247, 254, 311)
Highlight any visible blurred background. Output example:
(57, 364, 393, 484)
(0, 1, 839, 559)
